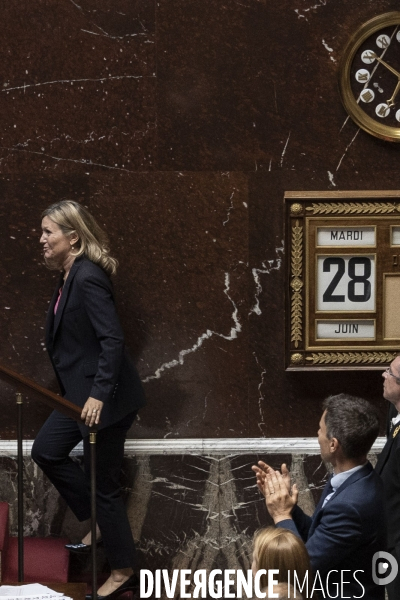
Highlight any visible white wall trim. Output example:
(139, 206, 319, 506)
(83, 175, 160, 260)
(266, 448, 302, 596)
(0, 437, 387, 457)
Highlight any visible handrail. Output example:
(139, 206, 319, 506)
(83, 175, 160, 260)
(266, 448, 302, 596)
(0, 364, 82, 422)
(1, 364, 97, 589)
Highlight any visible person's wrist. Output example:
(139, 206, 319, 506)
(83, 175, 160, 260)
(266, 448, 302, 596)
(273, 514, 293, 524)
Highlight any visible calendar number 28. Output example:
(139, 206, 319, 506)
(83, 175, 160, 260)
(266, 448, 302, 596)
(322, 257, 371, 303)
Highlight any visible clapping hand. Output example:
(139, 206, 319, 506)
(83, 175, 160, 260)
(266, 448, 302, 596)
(252, 461, 292, 494)
(252, 461, 298, 523)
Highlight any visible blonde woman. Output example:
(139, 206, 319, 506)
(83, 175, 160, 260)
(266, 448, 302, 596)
(252, 527, 310, 595)
(32, 200, 145, 599)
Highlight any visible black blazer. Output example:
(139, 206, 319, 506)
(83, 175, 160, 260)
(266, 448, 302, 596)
(45, 256, 145, 434)
(278, 462, 386, 599)
(376, 404, 400, 552)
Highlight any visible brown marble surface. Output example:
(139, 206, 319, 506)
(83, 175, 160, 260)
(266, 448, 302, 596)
(0, 453, 321, 575)
(0, 0, 400, 439)
(0, 450, 374, 585)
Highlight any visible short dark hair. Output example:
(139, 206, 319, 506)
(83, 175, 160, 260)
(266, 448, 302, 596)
(322, 394, 380, 460)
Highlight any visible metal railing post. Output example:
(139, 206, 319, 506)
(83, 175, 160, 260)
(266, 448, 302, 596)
(16, 392, 24, 582)
(90, 431, 97, 600)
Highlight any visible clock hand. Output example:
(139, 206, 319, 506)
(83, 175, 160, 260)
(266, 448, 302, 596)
(369, 52, 400, 79)
(387, 79, 400, 107)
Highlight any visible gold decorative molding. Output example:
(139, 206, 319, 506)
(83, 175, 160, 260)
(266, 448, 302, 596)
(290, 203, 303, 215)
(305, 202, 400, 215)
(285, 192, 400, 370)
(306, 351, 396, 365)
(290, 352, 303, 364)
(290, 220, 303, 348)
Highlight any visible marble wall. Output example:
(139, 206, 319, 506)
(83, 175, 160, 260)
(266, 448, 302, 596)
(0, 0, 398, 586)
(1, 0, 399, 441)
(0, 449, 380, 589)
(0, 451, 328, 583)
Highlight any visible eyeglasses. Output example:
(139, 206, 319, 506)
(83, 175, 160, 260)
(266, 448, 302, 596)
(384, 367, 400, 383)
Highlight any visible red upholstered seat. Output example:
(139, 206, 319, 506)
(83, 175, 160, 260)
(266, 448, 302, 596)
(0, 502, 70, 583)
(0, 502, 10, 560)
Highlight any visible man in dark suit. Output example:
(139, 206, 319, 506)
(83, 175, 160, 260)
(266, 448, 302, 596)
(375, 357, 400, 600)
(253, 394, 387, 600)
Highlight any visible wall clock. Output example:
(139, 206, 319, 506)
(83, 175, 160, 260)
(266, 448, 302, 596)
(338, 12, 400, 142)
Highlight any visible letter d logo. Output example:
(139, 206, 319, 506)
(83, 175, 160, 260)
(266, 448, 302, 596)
(372, 551, 398, 586)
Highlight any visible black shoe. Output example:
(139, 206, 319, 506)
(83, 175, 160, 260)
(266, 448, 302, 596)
(65, 539, 103, 554)
(85, 574, 139, 600)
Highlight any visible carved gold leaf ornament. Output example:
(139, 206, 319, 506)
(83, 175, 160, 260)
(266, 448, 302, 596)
(306, 202, 400, 215)
(291, 220, 303, 348)
(290, 277, 303, 293)
(290, 352, 303, 364)
(290, 203, 303, 215)
(306, 352, 396, 365)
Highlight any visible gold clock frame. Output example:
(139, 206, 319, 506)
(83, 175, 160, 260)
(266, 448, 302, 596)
(285, 191, 400, 371)
(338, 11, 400, 142)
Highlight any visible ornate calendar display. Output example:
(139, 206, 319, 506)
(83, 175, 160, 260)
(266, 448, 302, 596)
(285, 191, 400, 370)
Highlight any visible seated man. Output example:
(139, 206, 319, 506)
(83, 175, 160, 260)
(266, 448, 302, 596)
(253, 394, 386, 600)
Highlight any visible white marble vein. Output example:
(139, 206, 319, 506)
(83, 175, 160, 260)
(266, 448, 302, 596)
(143, 273, 241, 382)
(279, 131, 291, 167)
(249, 244, 284, 316)
(295, 0, 328, 20)
(2, 75, 151, 93)
(253, 352, 266, 434)
(327, 171, 336, 186)
(0, 146, 136, 172)
(81, 25, 149, 40)
(336, 129, 360, 172)
(222, 191, 235, 226)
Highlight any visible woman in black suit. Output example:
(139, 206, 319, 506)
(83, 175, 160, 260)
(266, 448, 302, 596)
(32, 200, 145, 599)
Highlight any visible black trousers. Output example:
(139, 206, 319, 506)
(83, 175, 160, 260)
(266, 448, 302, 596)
(31, 410, 138, 570)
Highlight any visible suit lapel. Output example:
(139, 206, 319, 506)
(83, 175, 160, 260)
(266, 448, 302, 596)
(329, 462, 372, 500)
(313, 476, 334, 513)
(45, 273, 64, 348)
(375, 435, 396, 475)
(308, 476, 334, 537)
(309, 463, 372, 538)
(52, 257, 83, 338)
(386, 404, 398, 437)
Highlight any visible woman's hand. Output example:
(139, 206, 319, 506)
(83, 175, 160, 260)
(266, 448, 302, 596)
(81, 397, 104, 427)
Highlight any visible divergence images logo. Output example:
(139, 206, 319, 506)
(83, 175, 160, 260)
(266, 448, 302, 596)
(372, 552, 399, 586)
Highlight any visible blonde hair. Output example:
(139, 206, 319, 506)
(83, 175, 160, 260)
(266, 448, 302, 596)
(42, 200, 118, 276)
(266, 583, 303, 599)
(253, 527, 311, 590)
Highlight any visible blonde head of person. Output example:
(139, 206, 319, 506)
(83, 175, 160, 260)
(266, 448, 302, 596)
(261, 582, 302, 600)
(252, 527, 310, 594)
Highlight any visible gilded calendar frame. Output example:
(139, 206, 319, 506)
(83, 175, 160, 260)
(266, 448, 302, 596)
(285, 191, 400, 370)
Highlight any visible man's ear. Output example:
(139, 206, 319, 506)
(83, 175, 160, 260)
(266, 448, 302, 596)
(330, 437, 339, 453)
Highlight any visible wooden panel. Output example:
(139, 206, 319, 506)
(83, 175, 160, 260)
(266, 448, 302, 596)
(384, 275, 400, 339)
